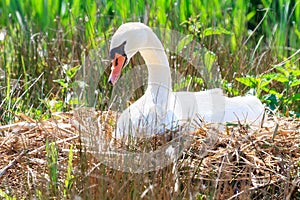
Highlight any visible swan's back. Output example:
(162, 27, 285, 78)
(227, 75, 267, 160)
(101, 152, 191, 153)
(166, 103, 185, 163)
(224, 95, 265, 124)
(172, 89, 264, 125)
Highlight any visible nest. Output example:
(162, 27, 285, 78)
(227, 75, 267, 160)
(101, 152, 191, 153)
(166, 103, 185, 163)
(0, 110, 299, 199)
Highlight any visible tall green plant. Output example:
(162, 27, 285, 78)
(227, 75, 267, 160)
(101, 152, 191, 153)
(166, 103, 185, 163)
(45, 140, 59, 195)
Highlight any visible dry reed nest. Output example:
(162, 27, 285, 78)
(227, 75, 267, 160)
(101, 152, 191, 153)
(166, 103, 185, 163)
(0, 110, 299, 199)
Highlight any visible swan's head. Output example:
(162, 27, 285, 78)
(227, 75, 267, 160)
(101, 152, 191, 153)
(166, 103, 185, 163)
(108, 22, 149, 84)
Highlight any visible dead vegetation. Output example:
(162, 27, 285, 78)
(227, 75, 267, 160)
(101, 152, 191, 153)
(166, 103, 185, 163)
(0, 111, 299, 199)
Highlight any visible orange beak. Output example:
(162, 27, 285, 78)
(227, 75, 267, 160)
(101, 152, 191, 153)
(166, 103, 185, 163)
(108, 53, 127, 85)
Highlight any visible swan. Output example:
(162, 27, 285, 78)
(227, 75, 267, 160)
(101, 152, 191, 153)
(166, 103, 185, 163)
(108, 22, 265, 139)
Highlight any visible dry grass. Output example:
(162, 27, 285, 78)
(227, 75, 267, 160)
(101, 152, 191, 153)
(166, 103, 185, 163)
(0, 111, 299, 199)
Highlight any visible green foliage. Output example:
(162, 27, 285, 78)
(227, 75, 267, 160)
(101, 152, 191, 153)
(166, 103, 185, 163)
(222, 80, 239, 96)
(0, 0, 299, 118)
(196, 193, 206, 200)
(45, 140, 59, 195)
(35, 189, 43, 200)
(236, 61, 300, 116)
(174, 75, 203, 92)
(53, 64, 81, 110)
(176, 34, 194, 53)
(0, 189, 17, 200)
(64, 144, 74, 198)
(21, 142, 75, 199)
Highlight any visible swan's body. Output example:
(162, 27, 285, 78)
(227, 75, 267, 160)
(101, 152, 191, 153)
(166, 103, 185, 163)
(108, 22, 265, 139)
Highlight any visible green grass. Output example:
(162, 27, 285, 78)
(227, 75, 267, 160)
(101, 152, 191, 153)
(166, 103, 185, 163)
(0, 0, 299, 199)
(0, 0, 299, 123)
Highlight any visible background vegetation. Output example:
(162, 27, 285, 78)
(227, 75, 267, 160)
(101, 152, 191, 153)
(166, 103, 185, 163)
(0, 0, 299, 199)
(0, 0, 299, 124)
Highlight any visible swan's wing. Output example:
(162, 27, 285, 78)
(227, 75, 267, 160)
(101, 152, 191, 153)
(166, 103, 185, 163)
(173, 88, 225, 123)
(174, 88, 265, 125)
(224, 95, 265, 125)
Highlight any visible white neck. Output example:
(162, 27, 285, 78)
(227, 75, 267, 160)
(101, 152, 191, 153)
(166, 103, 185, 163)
(138, 30, 172, 91)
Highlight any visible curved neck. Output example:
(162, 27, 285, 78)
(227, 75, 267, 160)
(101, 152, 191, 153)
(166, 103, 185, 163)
(138, 31, 172, 91)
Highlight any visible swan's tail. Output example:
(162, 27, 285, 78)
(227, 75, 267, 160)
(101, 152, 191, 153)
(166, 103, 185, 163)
(224, 95, 265, 126)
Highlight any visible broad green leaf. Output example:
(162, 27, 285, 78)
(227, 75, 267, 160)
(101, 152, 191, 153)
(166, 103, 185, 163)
(291, 69, 300, 76)
(261, 73, 277, 80)
(290, 79, 300, 87)
(236, 77, 257, 88)
(194, 77, 203, 84)
(262, 88, 282, 98)
(204, 51, 216, 72)
(260, 79, 272, 88)
(202, 27, 232, 37)
(292, 93, 300, 101)
(272, 73, 289, 83)
(177, 34, 193, 53)
(53, 79, 68, 88)
(66, 65, 81, 79)
(276, 66, 289, 76)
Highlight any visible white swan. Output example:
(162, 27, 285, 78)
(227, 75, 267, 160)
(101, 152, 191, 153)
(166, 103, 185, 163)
(108, 22, 265, 139)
